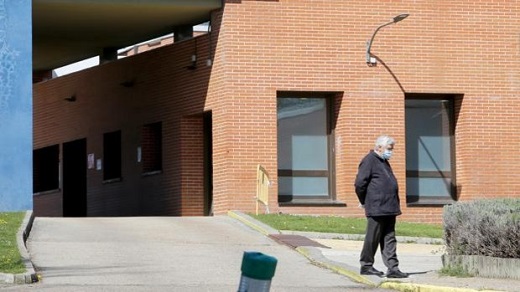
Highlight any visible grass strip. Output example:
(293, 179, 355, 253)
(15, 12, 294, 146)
(250, 213, 443, 238)
(0, 212, 26, 274)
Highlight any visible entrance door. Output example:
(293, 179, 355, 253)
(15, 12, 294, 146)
(203, 112, 213, 216)
(62, 138, 87, 217)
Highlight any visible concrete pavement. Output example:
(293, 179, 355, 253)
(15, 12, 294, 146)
(4, 210, 520, 291)
(299, 234, 520, 292)
(3, 213, 389, 291)
(230, 211, 520, 292)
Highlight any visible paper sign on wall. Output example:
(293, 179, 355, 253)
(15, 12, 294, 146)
(88, 153, 95, 169)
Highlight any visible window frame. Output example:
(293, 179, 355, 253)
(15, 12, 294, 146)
(276, 91, 340, 206)
(405, 94, 458, 206)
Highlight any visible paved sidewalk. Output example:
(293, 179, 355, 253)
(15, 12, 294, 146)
(230, 211, 520, 292)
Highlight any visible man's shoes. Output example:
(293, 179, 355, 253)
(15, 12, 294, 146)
(386, 269, 408, 278)
(360, 267, 384, 276)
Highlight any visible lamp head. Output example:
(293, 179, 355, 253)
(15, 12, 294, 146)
(393, 14, 409, 23)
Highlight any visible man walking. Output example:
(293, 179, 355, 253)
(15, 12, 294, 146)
(354, 135, 408, 278)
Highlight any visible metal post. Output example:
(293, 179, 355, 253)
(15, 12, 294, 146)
(238, 251, 277, 292)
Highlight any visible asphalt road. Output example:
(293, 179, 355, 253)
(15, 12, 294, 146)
(1, 216, 391, 291)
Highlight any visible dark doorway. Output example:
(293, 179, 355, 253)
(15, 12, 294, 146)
(63, 138, 87, 217)
(203, 112, 213, 216)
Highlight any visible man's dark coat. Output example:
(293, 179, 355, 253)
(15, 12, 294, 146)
(354, 150, 402, 217)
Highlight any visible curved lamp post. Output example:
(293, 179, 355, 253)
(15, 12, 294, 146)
(366, 14, 409, 66)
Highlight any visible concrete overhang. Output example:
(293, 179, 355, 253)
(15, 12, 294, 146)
(33, 0, 222, 72)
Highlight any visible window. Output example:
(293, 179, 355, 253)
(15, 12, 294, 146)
(277, 93, 336, 203)
(103, 130, 121, 181)
(405, 95, 457, 204)
(33, 145, 59, 193)
(142, 122, 162, 174)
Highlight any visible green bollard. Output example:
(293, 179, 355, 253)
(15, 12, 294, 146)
(238, 251, 278, 292)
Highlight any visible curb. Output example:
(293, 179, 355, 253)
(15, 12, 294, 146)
(0, 211, 38, 284)
(227, 210, 280, 236)
(295, 246, 376, 286)
(379, 281, 498, 292)
(280, 230, 444, 245)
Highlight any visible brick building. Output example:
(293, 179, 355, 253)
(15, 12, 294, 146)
(33, 1, 520, 223)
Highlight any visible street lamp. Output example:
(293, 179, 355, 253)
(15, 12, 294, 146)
(366, 14, 409, 66)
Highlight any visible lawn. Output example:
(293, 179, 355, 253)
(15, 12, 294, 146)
(0, 212, 26, 274)
(250, 213, 443, 238)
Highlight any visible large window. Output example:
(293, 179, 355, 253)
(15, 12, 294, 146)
(33, 145, 59, 193)
(277, 94, 335, 203)
(103, 130, 121, 181)
(142, 122, 162, 174)
(405, 96, 456, 204)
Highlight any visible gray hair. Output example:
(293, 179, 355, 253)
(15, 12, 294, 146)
(374, 135, 395, 150)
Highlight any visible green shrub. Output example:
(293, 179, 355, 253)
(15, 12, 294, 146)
(443, 199, 520, 258)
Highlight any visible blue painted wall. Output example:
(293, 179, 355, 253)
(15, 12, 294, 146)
(0, 0, 32, 211)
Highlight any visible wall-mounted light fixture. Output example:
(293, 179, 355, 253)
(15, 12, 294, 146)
(206, 18, 213, 67)
(64, 94, 76, 102)
(186, 36, 198, 70)
(187, 54, 197, 70)
(120, 79, 135, 88)
(366, 13, 409, 66)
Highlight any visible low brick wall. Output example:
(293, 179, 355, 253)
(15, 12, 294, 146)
(442, 254, 520, 280)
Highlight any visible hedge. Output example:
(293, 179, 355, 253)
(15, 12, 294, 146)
(443, 199, 520, 259)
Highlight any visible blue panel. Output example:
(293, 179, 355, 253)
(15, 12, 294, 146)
(406, 177, 451, 198)
(291, 135, 328, 170)
(278, 177, 329, 197)
(0, 0, 32, 211)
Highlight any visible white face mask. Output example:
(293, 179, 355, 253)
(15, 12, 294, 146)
(382, 150, 393, 160)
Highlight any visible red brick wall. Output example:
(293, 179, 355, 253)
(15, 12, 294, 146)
(33, 33, 214, 216)
(215, 0, 520, 223)
(33, 192, 62, 217)
(33, 0, 520, 223)
(180, 116, 205, 216)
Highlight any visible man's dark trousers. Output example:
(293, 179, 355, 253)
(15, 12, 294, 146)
(360, 215, 399, 271)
